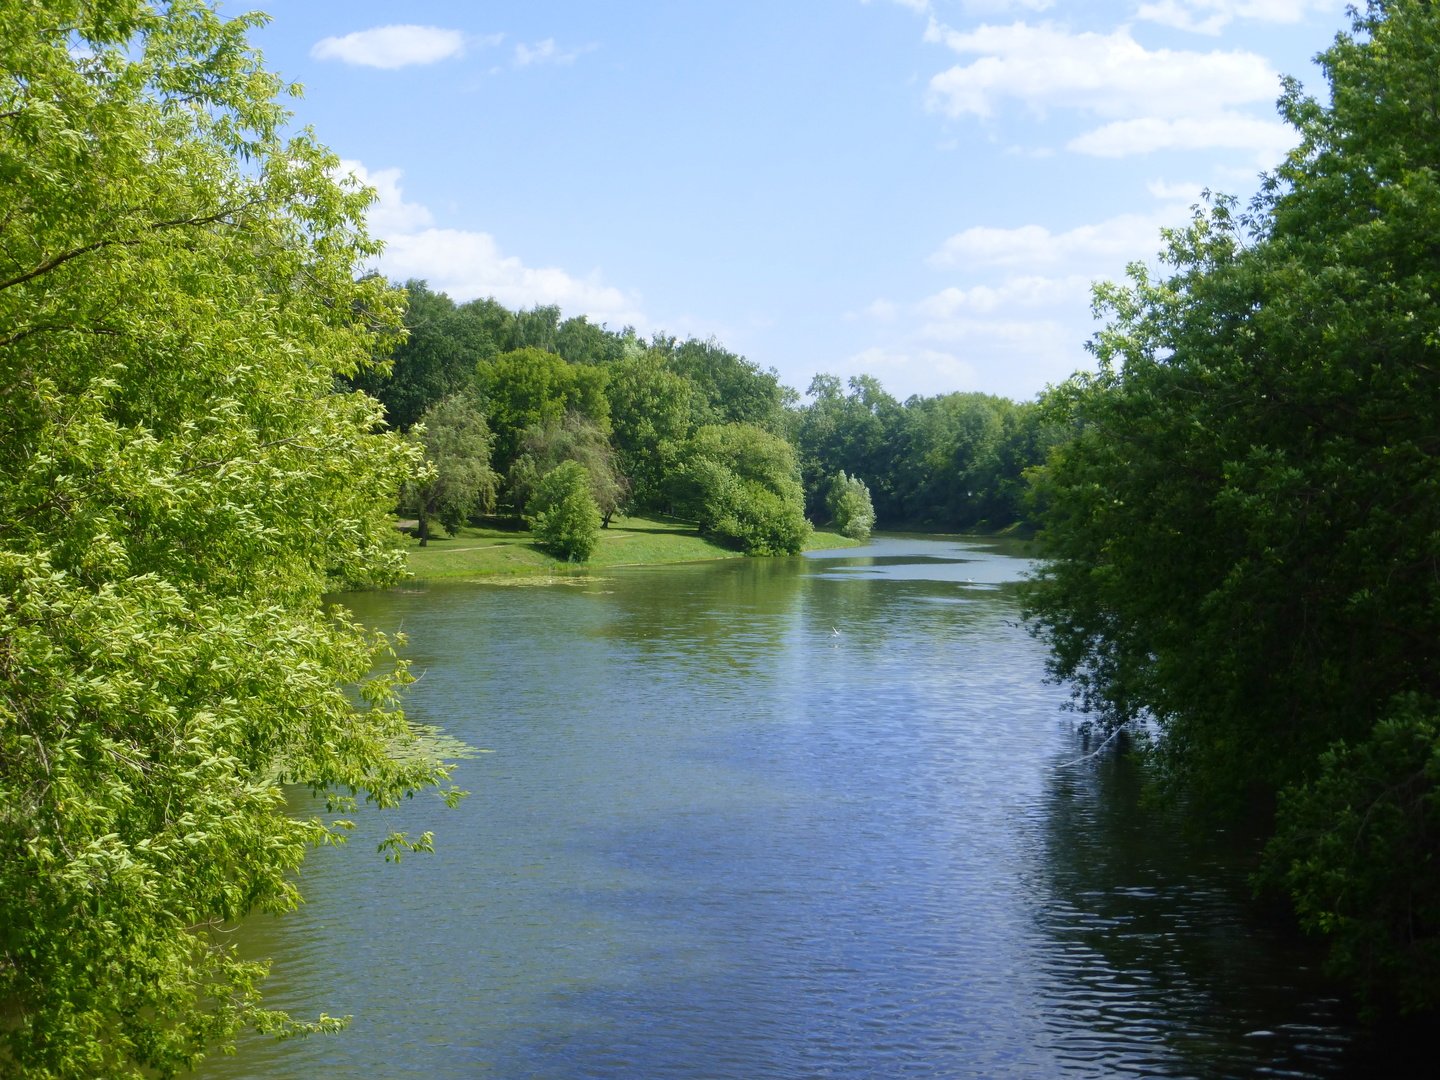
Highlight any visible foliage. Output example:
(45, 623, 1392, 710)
(526, 461, 602, 561)
(792, 375, 901, 520)
(603, 350, 691, 510)
(791, 376, 1053, 529)
(1266, 696, 1440, 1018)
(348, 281, 484, 432)
(659, 336, 789, 434)
(400, 395, 498, 545)
(0, 2, 458, 1075)
(509, 412, 628, 526)
(672, 424, 811, 555)
(1023, 0, 1440, 1013)
(825, 471, 876, 540)
(474, 347, 609, 475)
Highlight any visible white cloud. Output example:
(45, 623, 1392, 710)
(915, 275, 1090, 317)
(927, 211, 1179, 269)
(1145, 178, 1208, 203)
(336, 160, 433, 233)
(381, 230, 641, 325)
(846, 298, 900, 322)
(342, 160, 643, 327)
(310, 25, 472, 69)
(839, 346, 983, 396)
(920, 20, 1291, 157)
(1068, 112, 1293, 159)
(513, 38, 596, 67)
(924, 22, 1277, 120)
(1136, 0, 1337, 35)
(846, 182, 1221, 399)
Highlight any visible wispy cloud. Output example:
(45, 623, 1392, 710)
(337, 160, 642, 327)
(836, 182, 1213, 399)
(922, 20, 1289, 158)
(311, 25, 486, 69)
(1136, 0, 1338, 36)
(927, 209, 1186, 270)
(512, 38, 597, 68)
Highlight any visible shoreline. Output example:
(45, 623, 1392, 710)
(402, 514, 865, 581)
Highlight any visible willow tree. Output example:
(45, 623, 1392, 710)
(0, 3, 458, 1076)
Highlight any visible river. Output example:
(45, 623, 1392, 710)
(197, 536, 1392, 1078)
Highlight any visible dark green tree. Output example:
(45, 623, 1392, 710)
(793, 374, 900, 521)
(1024, 0, 1440, 1014)
(604, 350, 692, 510)
(555, 314, 625, 365)
(350, 281, 484, 431)
(474, 347, 609, 476)
(662, 337, 789, 434)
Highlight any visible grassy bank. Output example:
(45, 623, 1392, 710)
(403, 514, 863, 580)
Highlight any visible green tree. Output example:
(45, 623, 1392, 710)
(527, 460, 602, 561)
(826, 471, 876, 540)
(793, 374, 902, 521)
(1024, 0, 1440, 1014)
(400, 395, 498, 545)
(509, 412, 627, 526)
(661, 337, 789, 434)
(672, 424, 811, 555)
(555, 314, 625, 366)
(474, 347, 609, 476)
(0, 3, 458, 1075)
(349, 281, 486, 432)
(603, 350, 692, 510)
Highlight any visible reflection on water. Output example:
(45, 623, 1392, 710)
(198, 536, 1383, 1079)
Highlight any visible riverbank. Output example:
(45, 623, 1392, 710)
(404, 514, 863, 580)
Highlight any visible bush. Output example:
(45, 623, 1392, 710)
(527, 461, 601, 561)
(826, 471, 876, 540)
(670, 423, 811, 555)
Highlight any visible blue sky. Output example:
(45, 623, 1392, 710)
(241, 0, 1348, 403)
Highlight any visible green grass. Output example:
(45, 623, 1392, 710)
(402, 514, 863, 581)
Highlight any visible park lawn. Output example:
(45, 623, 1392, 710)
(403, 514, 862, 580)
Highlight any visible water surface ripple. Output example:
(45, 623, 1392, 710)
(199, 537, 1382, 1079)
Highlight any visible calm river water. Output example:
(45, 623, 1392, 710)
(199, 536, 1393, 1079)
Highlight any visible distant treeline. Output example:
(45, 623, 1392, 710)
(349, 280, 1059, 552)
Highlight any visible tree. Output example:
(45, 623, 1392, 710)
(603, 350, 692, 510)
(555, 314, 625, 366)
(671, 424, 811, 555)
(509, 412, 628, 526)
(400, 395, 498, 545)
(1024, 0, 1440, 1014)
(661, 337, 789, 434)
(826, 471, 876, 540)
(348, 281, 484, 432)
(0, 4, 458, 1075)
(793, 374, 901, 521)
(526, 461, 602, 561)
(474, 347, 609, 476)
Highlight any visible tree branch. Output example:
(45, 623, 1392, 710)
(0, 200, 262, 293)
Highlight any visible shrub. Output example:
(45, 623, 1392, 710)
(527, 461, 602, 561)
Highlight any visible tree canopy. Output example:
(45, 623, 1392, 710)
(401, 394, 498, 545)
(1024, 0, 1440, 1015)
(671, 423, 811, 555)
(0, 3, 456, 1074)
